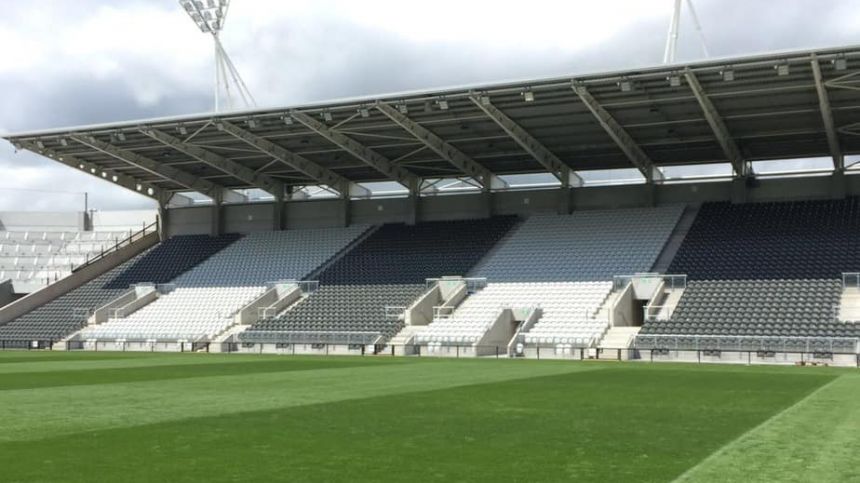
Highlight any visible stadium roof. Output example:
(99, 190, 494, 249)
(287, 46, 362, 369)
(4, 44, 860, 202)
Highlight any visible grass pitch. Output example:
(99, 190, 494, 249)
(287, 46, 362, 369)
(0, 352, 856, 482)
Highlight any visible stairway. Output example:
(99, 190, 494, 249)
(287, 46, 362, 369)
(838, 287, 860, 322)
(597, 326, 641, 360)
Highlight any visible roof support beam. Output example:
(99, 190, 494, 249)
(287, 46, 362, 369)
(469, 95, 581, 188)
(68, 135, 227, 198)
(571, 84, 664, 183)
(811, 54, 844, 171)
(684, 69, 749, 177)
(373, 101, 506, 191)
(289, 110, 421, 191)
(140, 127, 285, 198)
(215, 120, 367, 197)
(16, 141, 166, 202)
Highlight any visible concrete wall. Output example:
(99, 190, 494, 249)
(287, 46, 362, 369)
(0, 232, 159, 325)
(92, 210, 157, 232)
(164, 174, 860, 235)
(0, 211, 85, 231)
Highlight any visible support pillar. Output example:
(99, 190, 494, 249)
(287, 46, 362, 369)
(831, 170, 847, 200)
(557, 186, 572, 215)
(481, 190, 494, 218)
(731, 177, 749, 204)
(272, 195, 285, 231)
(339, 196, 352, 227)
(157, 202, 170, 241)
(211, 193, 223, 236)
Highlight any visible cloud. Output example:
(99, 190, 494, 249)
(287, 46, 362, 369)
(0, 0, 857, 211)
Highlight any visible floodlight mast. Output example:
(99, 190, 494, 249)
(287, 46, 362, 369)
(178, 0, 256, 112)
(663, 0, 710, 64)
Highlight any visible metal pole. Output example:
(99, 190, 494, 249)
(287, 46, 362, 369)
(663, 0, 683, 64)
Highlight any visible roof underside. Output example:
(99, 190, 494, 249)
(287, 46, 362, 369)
(5, 45, 860, 200)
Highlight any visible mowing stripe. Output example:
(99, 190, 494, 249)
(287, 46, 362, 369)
(671, 375, 842, 483)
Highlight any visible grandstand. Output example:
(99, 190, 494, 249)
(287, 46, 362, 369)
(1, 45, 860, 365)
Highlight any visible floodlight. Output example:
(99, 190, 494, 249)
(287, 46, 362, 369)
(480, 95, 491, 106)
(136, 184, 143, 191)
(359, 107, 370, 118)
(114, 132, 126, 142)
(282, 115, 294, 125)
(668, 74, 681, 87)
(102, 172, 107, 178)
(322, 111, 333, 122)
(720, 68, 734, 81)
(398, 102, 409, 114)
(35, 140, 45, 149)
(90, 168, 97, 174)
(178, 0, 256, 112)
(112, 175, 119, 182)
(147, 188, 155, 196)
(776, 63, 790, 76)
(437, 99, 449, 110)
(834, 57, 847, 71)
(59, 138, 69, 147)
(79, 163, 85, 169)
(246, 119, 258, 129)
(177, 125, 188, 135)
(522, 89, 535, 102)
(618, 79, 632, 92)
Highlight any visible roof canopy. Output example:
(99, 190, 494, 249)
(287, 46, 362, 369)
(5, 44, 860, 203)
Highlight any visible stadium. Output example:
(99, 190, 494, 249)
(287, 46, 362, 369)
(0, 1, 858, 481)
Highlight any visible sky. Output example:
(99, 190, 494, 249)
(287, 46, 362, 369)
(0, 0, 858, 212)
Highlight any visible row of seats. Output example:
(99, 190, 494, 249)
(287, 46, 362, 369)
(242, 217, 518, 343)
(417, 208, 683, 348)
(88, 227, 370, 341)
(415, 282, 612, 346)
(642, 198, 860, 346)
(0, 235, 241, 341)
(475, 206, 684, 282)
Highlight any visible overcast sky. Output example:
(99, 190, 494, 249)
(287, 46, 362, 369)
(0, 0, 857, 212)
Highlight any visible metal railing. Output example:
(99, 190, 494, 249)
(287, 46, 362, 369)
(424, 277, 488, 293)
(843, 273, 860, 289)
(634, 334, 859, 353)
(238, 330, 383, 345)
(643, 304, 676, 323)
(613, 273, 687, 291)
(72, 221, 158, 273)
(384, 306, 407, 319)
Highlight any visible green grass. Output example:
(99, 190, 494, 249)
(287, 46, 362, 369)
(0, 352, 855, 482)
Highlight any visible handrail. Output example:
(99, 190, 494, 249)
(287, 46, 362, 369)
(72, 221, 159, 273)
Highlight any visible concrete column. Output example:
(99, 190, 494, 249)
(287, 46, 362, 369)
(404, 190, 419, 225)
(731, 177, 748, 204)
(211, 193, 223, 236)
(157, 202, 170, 241)
(831, 170, 847, 199)
(557, 187, 572, 215)
(340, 196, 352, 227)
(272, 196, 285, 231)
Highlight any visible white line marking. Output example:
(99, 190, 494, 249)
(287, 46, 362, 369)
(671, 375, 843, 483)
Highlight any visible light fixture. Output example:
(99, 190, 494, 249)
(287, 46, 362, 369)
(101, 171, 107, 178)
(246, 119, 258, 129)
(35, 140, 45, 149)
(397, 102, 409, 114)
(59, 138, 69, 147)
(720, 68, 734, 81)
(834, 57, 848, 71)
(147, 187, 155, 196)
(776, 63, 790, 76)
(480, 95, 491, 106)
(112, 175, 119, 182)
(437, 99, 449, 110)
(282, 115, 294, 125)
(116, 132, 126, 141)
(618, 79, 632, 92)
(78, 163, 85, 169)
(177, 125, 188, 135)
(136, 184, 143, 191)
(668, 74, 681, 87)
(359, 107, 370, 118)
(322, 111, 333, 122)
(90, 168, 97, 174)
(522, 89, 535, 102)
